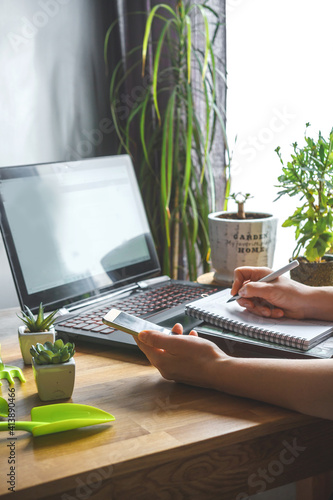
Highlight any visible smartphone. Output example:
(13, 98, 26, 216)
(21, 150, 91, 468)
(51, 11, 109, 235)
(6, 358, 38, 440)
(103, 309, 172, 337)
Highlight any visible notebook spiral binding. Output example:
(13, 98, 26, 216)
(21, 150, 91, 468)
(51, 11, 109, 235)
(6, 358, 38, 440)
(188, 306, 306, 350)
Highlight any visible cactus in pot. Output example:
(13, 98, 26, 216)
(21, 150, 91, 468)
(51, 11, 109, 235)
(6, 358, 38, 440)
(18, 303, 58, 365)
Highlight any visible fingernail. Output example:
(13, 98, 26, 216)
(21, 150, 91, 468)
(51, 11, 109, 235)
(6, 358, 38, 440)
(239, 287, 247, 297)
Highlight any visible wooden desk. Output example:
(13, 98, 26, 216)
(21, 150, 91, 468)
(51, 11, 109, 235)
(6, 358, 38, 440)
(1, 308, 333, 500)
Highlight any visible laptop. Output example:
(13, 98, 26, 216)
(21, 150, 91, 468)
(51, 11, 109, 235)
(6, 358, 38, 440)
(0, 155, 219, 348)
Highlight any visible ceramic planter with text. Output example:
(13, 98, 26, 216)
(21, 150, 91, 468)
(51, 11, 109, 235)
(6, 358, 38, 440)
(17, 303, 58, 364)
(30, 339, 75, 401)
(208, 194, 278, 285)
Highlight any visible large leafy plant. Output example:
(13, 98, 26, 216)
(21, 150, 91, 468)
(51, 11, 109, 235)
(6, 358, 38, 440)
(104, 1, 229, 280)
(275, 123, 333, 262)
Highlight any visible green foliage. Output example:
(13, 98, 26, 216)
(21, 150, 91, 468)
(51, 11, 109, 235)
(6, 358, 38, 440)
(229, 192, 252, 205)
(104, 1, 229, 280)
(18, 303, 58, 333)
(275, 123, 333, 262)
(30, 339, 75, 365)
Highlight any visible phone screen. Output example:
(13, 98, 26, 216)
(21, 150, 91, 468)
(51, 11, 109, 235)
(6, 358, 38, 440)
(103, 309, 171, 336)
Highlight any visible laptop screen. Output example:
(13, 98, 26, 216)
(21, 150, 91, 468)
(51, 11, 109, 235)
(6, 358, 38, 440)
(0, 155, 160, 312)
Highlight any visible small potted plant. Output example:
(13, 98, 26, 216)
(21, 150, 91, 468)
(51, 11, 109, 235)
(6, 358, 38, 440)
(30, 339, 75, 401)
(208, 192, 278, 285)
(275, 123, 333, 285)
(18, 303, 58, 365)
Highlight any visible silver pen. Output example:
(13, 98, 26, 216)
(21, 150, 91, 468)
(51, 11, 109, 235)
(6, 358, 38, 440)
(226, 260, 299, 303)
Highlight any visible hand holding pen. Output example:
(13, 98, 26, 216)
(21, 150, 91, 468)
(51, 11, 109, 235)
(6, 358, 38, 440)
(228, 260, 299, 303)
(226, 261, 309, 320)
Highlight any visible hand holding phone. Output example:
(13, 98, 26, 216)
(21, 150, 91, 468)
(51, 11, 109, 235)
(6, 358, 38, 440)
(103, 309, 171, 337)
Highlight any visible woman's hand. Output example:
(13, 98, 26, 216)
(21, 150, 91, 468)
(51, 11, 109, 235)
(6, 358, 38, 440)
(135, 323, 228, 388)
(230, 266, 312, 319)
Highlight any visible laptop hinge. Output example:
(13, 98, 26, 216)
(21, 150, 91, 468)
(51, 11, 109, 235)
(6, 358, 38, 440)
(137, 275, 171, 288)
(56, 276, 171, 316)
(57, 283, 140, 315)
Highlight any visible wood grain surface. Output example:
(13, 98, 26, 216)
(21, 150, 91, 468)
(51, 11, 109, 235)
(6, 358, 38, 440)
(0, 307, 333, 500)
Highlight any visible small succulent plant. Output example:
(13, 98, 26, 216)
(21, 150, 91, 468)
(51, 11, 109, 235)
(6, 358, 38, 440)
(18, 303, 58, 333)
(30, 339, 75, 365)
(229, 192, 253, 219)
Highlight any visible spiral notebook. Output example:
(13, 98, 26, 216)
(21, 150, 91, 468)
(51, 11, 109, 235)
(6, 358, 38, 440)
(185, 288, 333, 351)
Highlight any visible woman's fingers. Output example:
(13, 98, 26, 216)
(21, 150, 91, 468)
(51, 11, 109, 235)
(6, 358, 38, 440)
(237, 297, 284, 318)
(171, 323, 183, 335)
(231, 266, 272, 295)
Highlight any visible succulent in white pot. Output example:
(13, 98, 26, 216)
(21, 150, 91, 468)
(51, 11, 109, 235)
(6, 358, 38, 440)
(30, 339, 76, 402)
(17, 303, 58, 364)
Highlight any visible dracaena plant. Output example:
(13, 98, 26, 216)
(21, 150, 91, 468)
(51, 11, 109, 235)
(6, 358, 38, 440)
(275, 123, 333, 262)
(104, 1, 229, 280)
(18, 303, 58, 332)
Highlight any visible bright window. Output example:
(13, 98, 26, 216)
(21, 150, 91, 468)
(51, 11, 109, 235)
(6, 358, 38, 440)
(227, 0, 333, 267)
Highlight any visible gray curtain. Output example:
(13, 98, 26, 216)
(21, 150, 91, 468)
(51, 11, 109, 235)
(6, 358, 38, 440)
(197, 0, 227, 210)
(0, 0, 120, 168)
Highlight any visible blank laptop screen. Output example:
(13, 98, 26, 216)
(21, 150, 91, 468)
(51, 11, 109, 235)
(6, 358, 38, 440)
(0, 155, 160, 311)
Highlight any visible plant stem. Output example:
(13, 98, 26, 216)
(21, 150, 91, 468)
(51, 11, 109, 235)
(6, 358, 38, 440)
(237, 202, 245, 219)
(172, 183, 180, 279)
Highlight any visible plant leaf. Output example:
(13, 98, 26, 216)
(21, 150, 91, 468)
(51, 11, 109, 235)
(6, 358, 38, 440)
(142, 4, 177, 76)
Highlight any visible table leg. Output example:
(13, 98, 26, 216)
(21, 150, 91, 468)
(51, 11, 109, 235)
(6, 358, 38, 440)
(296, 473, 332, 500)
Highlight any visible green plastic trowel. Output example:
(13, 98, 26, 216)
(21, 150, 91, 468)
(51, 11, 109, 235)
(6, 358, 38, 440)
(0, 400, 115, 437)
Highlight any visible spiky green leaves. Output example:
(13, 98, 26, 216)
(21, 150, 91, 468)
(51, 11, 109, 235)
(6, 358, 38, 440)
(30, 339, 75, 365)
(18, 303, 58, 332)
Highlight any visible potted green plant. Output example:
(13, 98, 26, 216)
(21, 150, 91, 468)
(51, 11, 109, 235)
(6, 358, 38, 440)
(30, 339, 75, 401)
(208, 192, 278, 285)
(104, 1, 229, 281)
(17, 303, 58, 365)
(275, 123, 333, 285)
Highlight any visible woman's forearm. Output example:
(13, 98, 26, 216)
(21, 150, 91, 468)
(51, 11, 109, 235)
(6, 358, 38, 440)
(213, 356, 333, 420)
(303, 286, 333, 321)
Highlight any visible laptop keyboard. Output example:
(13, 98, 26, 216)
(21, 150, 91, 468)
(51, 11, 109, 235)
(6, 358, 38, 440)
(57, 282, 219, 335)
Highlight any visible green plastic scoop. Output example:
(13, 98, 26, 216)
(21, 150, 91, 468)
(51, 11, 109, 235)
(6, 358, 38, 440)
(0, 403, 115, 437)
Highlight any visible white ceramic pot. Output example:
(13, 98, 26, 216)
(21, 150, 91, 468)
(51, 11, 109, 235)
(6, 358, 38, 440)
(208, 211, 278, 285)
(32, 357, 75, 401)
(18, 326, 55, 365)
